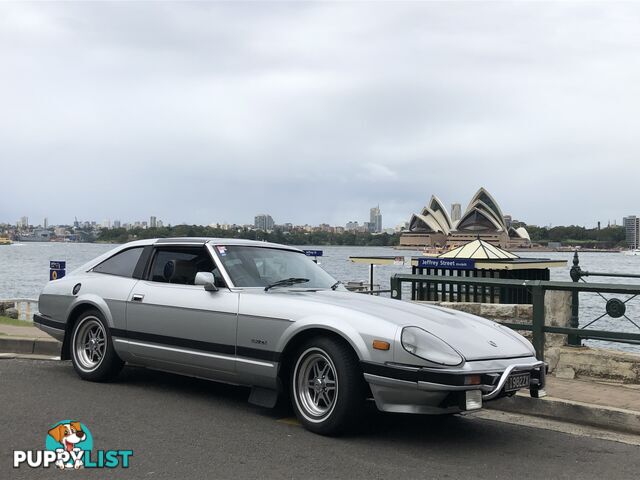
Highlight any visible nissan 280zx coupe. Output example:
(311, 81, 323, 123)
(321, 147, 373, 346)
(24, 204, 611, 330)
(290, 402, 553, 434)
(34, 238, 545, 435)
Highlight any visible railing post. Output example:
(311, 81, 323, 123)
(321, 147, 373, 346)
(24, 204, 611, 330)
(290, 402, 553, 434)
(531, 283, 545, 361)
(568, 251, 582, 347)
(369, 264, 374, 295)
(391, 276, 402, 301)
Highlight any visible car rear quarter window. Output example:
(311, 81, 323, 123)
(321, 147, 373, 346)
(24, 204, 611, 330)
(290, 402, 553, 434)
(92, 247, 145, 278)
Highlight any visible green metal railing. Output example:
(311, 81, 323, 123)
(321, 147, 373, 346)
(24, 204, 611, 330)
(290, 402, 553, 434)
(568, 250, 640, 346)
(389, 274, 640, 361)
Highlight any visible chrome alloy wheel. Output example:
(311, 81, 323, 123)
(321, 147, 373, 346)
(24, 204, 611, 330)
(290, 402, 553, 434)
(73, 317, 107, 372)
(294, 348, 339, 421)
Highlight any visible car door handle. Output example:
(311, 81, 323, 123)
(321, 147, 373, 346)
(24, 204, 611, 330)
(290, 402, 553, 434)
(132, 294, 144, 302)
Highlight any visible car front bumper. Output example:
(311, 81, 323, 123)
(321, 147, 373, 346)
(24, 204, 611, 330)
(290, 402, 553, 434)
(361, 358, 546, 414)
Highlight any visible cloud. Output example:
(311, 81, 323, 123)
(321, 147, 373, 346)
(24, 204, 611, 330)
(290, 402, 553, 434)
(1, 1, 639, 229)
(358, 163, 399, 182)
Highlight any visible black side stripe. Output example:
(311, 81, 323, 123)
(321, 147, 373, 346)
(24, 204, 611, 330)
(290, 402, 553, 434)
(237, 346, 280, 362)
(110, 328, 280, 362)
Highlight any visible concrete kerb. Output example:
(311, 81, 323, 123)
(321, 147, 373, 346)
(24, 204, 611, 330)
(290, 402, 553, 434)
(0, 336, 61, 356)
(486, 393, 640, 436)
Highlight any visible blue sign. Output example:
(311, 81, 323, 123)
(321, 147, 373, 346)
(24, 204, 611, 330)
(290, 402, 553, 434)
(303, 250, 323, 257)
(50, 260, 66, 281)
(417, 257, 475, 270)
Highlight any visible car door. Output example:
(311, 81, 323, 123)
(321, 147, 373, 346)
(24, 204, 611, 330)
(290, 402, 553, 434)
(124, 244, 239, 377)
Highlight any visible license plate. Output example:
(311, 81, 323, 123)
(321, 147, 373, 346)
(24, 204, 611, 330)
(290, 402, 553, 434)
(504, 373, 530, 392)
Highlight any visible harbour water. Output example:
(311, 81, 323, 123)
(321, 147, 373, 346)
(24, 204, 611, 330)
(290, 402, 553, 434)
(2, 242, 639, 352)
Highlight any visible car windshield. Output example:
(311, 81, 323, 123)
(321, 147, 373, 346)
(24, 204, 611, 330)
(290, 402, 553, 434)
(215, 245, 337, 289)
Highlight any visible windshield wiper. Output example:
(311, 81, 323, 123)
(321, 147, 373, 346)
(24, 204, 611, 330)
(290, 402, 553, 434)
(331, 281, 342, 290)
(264, 277, 310, 291)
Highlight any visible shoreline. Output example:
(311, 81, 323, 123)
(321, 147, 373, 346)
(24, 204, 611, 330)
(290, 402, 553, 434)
(7, 242, 628, 254)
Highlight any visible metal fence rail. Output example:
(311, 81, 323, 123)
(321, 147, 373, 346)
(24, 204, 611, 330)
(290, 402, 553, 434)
(408, 266, 540, 304)
(0, 298, 38, 322)
(390, 274, 640, 361)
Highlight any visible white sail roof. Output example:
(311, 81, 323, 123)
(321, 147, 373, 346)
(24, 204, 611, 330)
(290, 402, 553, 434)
(439, 238, 519, 259)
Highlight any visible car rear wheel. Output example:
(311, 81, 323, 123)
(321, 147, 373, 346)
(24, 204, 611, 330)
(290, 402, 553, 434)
(290, 337, 365, 435)
(70, 310, 124, 382)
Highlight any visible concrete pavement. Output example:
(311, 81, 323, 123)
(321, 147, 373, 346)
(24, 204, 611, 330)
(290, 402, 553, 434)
(487, 376, 640, 435)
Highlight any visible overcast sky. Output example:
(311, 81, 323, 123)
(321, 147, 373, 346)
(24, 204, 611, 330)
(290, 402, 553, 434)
(2, 1, 640, 229)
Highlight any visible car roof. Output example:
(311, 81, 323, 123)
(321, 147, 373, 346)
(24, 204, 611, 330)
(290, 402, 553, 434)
(152, 237, 302, 252)
(76, 238, 304, 274)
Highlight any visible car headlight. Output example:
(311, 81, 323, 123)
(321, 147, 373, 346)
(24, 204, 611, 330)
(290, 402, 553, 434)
(401, 327, 463, 366)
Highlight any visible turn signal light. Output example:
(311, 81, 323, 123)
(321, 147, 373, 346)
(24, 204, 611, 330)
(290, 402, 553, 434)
(465, 375, 482, 385)
(372, 340, 390, 351)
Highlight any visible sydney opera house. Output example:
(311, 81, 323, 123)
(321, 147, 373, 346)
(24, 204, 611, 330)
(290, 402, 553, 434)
(399, 188, 531, 249)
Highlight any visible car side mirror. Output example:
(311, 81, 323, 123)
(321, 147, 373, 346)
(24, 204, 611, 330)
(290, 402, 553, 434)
(195, 272, 218, 291)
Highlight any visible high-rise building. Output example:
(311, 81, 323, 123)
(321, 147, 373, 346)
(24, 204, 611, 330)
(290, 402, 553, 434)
(18, 216, 29, 229)
(43, 217, 48, 229)
(370, 205, 382, 233)
(451, 203, 462, 223)
(345, 221, 359, 231)
(623, 216, 640, 249)
(254, 214, 275, 231)
(113, 220, 121, 229)
(150, 216, 157, 228)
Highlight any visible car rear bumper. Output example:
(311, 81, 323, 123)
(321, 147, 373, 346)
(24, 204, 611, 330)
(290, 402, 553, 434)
(361, 359, 546, 414)
(33, 312, 66, 342)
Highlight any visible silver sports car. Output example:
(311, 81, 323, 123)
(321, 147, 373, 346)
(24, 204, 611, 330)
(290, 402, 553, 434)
(34, 238, 545, 435)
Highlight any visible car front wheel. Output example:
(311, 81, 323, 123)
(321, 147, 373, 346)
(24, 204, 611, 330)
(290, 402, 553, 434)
(290, 337, 365, 435)
(70, 309, 124, 382)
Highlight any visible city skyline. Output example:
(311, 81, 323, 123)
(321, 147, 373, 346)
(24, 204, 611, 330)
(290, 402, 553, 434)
(4, 207, 633, 232)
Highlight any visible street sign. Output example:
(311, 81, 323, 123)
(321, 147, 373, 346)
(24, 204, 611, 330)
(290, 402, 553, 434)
(303, 250, 323, 257)
(50, 261, 66, 281)
(417, 257, 475, 270)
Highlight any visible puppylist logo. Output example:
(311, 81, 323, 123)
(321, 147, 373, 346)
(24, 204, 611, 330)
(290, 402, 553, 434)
(13, 420, 133, 470)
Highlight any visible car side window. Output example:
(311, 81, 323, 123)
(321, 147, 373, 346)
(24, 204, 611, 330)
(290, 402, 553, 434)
(92, 247, 145, 278)
(148, 247, 224, 286)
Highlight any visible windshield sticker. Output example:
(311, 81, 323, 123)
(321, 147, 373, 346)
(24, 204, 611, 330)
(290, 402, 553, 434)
(216, 246, 227, 256)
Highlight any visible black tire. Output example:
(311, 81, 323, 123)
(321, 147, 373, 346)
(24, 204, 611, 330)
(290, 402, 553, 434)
(70, 309, 124, 382)
(290, 336, 366, 435)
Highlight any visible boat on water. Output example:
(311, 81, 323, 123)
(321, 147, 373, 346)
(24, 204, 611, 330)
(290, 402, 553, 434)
(624, 249, 640, 256)
(0, 237, 12, 245)
(16, 228, 52, 242)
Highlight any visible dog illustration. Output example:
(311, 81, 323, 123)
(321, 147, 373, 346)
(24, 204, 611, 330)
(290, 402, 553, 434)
(47, 422, 86, 469)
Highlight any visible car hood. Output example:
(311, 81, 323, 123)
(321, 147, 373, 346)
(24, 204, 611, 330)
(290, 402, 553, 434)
(272, 290, 535, 361)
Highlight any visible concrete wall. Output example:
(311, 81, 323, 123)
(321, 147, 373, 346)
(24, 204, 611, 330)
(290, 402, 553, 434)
(414, 291, 640, 384)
